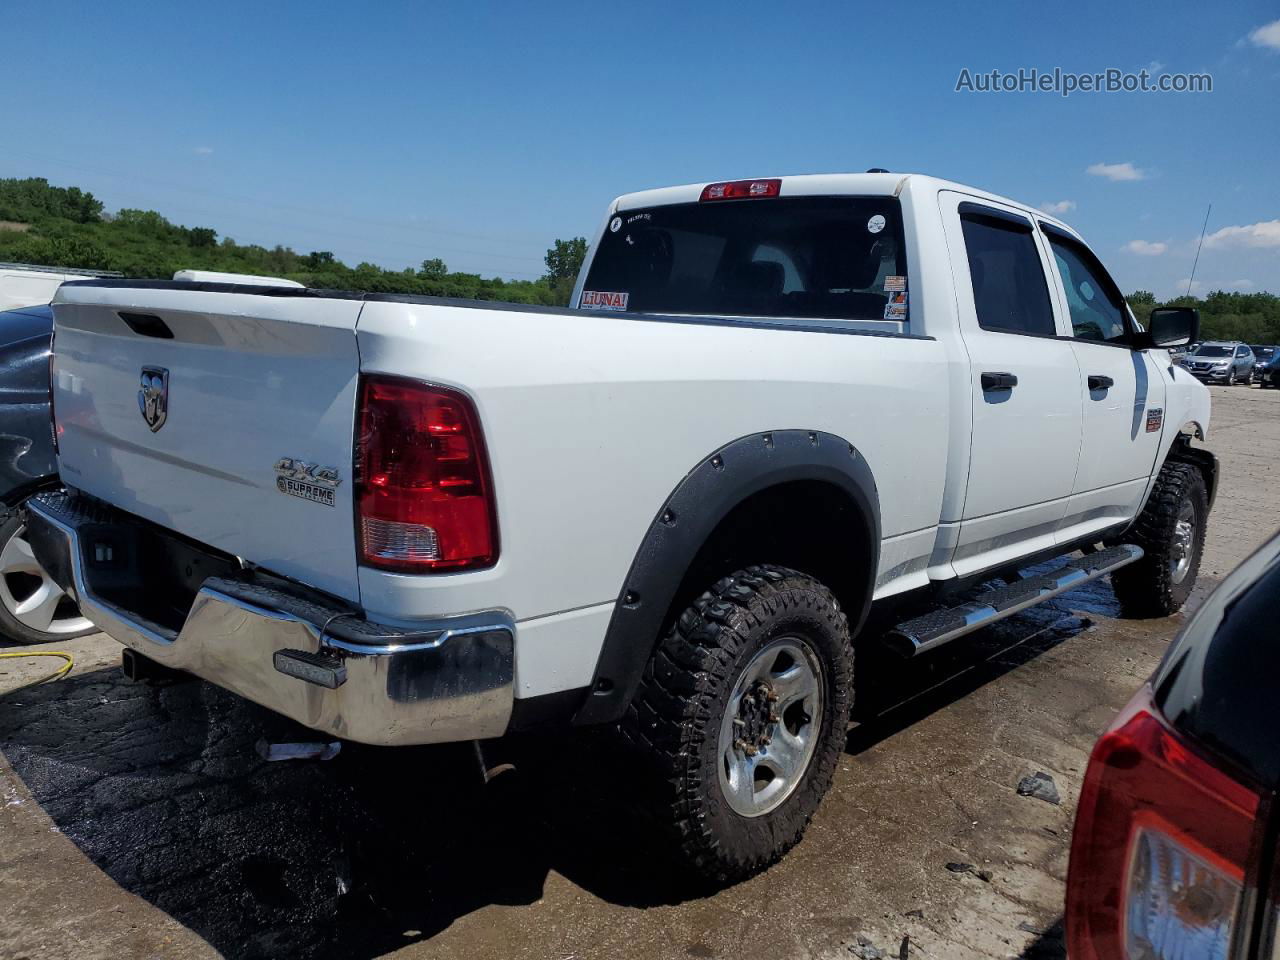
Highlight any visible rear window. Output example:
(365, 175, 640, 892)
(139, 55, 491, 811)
(580, 197, 908, 323)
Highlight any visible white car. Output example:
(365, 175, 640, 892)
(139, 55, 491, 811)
(0, 262, 119, 311)
(28, 172, 1213, 882)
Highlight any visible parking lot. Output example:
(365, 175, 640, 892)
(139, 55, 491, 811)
(2, 382, 1277, 960)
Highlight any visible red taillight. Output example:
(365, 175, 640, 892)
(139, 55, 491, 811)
(1066, 686, 1260, 960)
(699, 178, 781, 202)
(355, 375, 497, 573)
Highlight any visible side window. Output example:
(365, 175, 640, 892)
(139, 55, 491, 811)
(1045, 234, 1130, 344)
(959, 211, 1056, 336)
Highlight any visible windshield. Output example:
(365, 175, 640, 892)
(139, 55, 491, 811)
(580, 197, 908, 322)
(1193, 345, 1232, 358)
(1253, 346, 1275, 359)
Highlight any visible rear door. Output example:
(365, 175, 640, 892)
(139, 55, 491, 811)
(1039, 225, 1165, 543)
(52, 282, 364, 602)
(939, 193, 1083, 577)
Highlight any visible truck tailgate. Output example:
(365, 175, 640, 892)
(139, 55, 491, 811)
(51, 282, 364, 603)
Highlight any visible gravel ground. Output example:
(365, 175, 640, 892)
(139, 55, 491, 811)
(1, 382, 1277, 960)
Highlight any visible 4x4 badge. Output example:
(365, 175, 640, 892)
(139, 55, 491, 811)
(138, 367, 169, 432)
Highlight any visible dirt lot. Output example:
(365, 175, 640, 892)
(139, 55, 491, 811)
(2, 383, 1277, 960)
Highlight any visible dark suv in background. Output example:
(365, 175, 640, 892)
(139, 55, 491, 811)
(1184, 341, 1256, 384)
(1251, 345, 1278, 386)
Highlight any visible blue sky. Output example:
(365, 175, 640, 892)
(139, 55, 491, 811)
(5, 0, 1279, 296)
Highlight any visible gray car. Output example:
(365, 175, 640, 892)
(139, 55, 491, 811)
(0, 304, 93, 643)
(1183, 340, 1257, 385)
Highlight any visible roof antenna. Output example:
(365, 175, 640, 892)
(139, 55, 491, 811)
(1186, 203, 1212, 298)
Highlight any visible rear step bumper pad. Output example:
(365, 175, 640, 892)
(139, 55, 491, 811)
(24, 490, 514, 746)
(884, 544, 1143, 657)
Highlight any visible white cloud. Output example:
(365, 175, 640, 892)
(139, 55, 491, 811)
(193, 146, 214, 156)
(1124, 239, 1167, 256)
(1145, 60, 1166, 74)
(1087, 161, 1146, 182)
(1039, 200, 1076, 214)
(1175, 278, 1255, 296)
(1247, 19, 1280, 51)
(1202, 219, 1280, 249)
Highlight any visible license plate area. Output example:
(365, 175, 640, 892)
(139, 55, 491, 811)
(77, 511, 241, 634)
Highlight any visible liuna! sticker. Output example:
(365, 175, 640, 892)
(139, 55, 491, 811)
(867, 214, 886, 234)
(581, 290, 629, 311)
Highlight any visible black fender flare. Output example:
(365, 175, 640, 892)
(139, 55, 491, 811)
(572, 429, 880, 726)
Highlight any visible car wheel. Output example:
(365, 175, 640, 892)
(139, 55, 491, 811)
(0, 505, 94, 644)
(1110, 462, 1208, 618)
(622, 565, 853, 883)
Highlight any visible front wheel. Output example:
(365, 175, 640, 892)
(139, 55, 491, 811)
(622, 565, 853, 883)
(1110, 462, 1208, 617)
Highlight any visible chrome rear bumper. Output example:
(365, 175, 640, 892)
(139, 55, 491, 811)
(25, 491, 514, 746)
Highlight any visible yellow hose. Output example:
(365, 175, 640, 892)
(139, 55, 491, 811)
(0, 650, 74, 684)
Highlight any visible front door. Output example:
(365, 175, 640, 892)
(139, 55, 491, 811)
(1040, 225, 1165, 543)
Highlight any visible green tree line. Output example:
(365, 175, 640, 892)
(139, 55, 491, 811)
(0, 177, 587, 305)
(1126, 290, 1280, 345)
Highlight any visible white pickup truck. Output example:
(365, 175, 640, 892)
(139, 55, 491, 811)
(29, 172, 1214, 882)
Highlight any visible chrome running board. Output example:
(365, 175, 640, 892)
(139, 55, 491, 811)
(884, 544, 1143, 657)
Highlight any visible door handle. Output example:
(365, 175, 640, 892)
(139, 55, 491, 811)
(1088, 375, 1114, 391)
(981, 371, 1018, 391)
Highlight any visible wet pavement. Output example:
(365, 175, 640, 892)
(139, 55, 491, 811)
(2, 383, 1277, 960)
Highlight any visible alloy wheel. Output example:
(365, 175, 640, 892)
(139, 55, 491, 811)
(0, 522, 91, 636)
(717, 637, 825, 817)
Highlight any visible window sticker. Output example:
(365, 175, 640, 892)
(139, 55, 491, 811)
(609, 216, 622, 233)
(867, 214, 886, 234)
(581, 290, 630, 311)
(884, 291, 908, 320)
(884, 275, 906, 292)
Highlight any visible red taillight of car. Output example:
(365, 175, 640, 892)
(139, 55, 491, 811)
(355, 375, 497, 573)
(1066, 686, 1261, 960)
(699, 178, 781, 202)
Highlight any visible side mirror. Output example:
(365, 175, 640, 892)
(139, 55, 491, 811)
(1138, 307, 1199, 349)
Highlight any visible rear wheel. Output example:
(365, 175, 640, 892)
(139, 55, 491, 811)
(0, 507, 94, 644)
(622, 565, 853, 883)
(1111, 462, 1207, 618)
